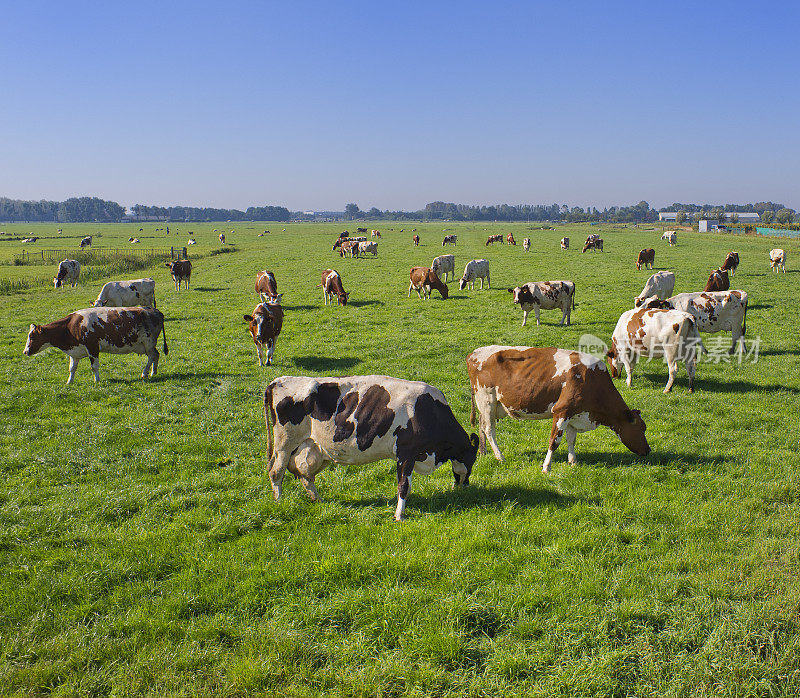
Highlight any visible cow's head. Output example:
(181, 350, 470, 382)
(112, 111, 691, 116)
(459, 277, 468, 290)
(338, 291, 350, 305)
(451, 433, 480, 486)
(53, 276, 62, 289)
(612, 408, 650, 457)
(605, 343, 622, 378)
(244, 309, 273, 344)
(507, 286, 533, 305)
(23, 324, 48, 356)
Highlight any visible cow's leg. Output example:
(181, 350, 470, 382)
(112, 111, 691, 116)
(395, 461, 415, 521)
(269, 450, 292, 500)
(408, 282, 413, 298)
(534, 307, 541, 326)
(663, 346, 678, 393)
(486, 273, 490, 289)
(291, 440, 324, 501)
(67, 356, 79, 384)
(142, 349, 158, 378)
(266, 339, 275, 366)
(150, 348, 159, 376)
(622, 352, 636, 387)
(565, 425, 579, 465)
(256, 342, 265, 366)
(542, 417, 565, 473)
(559, 306, 567, 326)
(475, 386, 504, 461)
(89, 355, 100, 383)
(522, 309, 528, 327)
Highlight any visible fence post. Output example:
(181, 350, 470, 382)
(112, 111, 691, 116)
(171, 247, 174, 259)
(183, 247, 187, 259)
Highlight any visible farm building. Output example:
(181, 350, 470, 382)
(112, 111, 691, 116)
(660, 211, 760, 222)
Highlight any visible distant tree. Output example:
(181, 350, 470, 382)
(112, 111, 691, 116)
(676, 211, 687, 225)
(729, 213, 739, 225)
(345, 203, 360, 219)
(693, 212, 704, 224)
(366, 207, 381, 218)
(762, 210, 774, 224)
(776, 208, 795, 224)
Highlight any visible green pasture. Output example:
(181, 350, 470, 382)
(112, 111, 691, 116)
(0, 220, 798, 696)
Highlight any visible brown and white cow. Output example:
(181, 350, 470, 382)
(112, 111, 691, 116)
(79, 235, 92, 248)
(459, 259, 490, 291)
(165, 260, 192, 290)
(431, 254, 455, 282)
(322, 269, 349, 305)
(506, 233, 516, 245)
(94, 278, 156, 308)
(467, 346, 650, 472)
(409, 266, 449, 299)
(54, 259, 80, 288)
(255, 270, 280, 302)
(633, 270, 675, 307)
(340, 239, 359, 257)
(264, 375, 479, 519)
(636, 248, 655, 270)
(371, 230, 382, 238)
(485, 234, 503, 246)
(23, 307, 167, 384)
(704, 268, 729, 292)
(607, 307, 703, 393)
(561, 237, 569, 249)
(412, 234, 420, 246)
(442, 235, 457, 246)
(770, 248, 786, 272)
(244, 299, 284, 366)
(582, 237, 603, 252)
(358, 240, 378, 256)
(522, 237, 531, 252)
(219, 233, 226, 244)
(721, 251, 739, 276)
(642, 290, 748, 353)
(507, 281, 575, 326)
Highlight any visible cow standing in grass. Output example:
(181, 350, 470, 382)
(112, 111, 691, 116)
(770, 249, 786, 272)
(459, 259, 490, 291)
(636, 248, 655, 270)
(431, 254, 455, 282)
(409, 267, 448, 299)
(94, 278, 156, 308)
(255, 270, 280, 302)
(721, 251, 739, 276)
(53, 259, 80, 288)
(244, 299, 284, 366)
(166, 260, 192, 290)
(321, 269, 349, 305)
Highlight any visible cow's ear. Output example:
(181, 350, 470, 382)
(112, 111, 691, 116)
(507, 288, 514, 293)
(624, 409, 640, 423)
(243, 315, 254, 322)
(29, 323, 37, 332)
(469, 433, 479, 449)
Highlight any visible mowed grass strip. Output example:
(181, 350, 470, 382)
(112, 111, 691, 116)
(0, 221, 799, 695)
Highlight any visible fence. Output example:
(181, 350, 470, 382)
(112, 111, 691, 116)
(14, 247, 188, 265)
(756, 227, 800, 239)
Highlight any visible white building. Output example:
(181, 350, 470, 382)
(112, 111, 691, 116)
(661, 211, 760, 222)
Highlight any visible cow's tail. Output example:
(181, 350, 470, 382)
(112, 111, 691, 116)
(160, 314, 169, 355)
(264, 384, 274, 459)
(742, 297, 748, 336)
(470, 388, 477, 426)
(572, 282, 577, 309)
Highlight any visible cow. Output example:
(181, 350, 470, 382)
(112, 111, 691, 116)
(636, 248, 655, 270)
(321, 269, 349, 305)
(720, 251, 739, 276)
(506, 233, 516, 246)
(507, 280, 575, 326)
(23, 307, 167, 384)
(339, 239, 359, 257)
(165, 260, 192, 290)
(79, 236, 92, 248)
(21, 238, 38, 243)
(582, 238, 603, 252)
(371, 230, 382, 238)
(53, 259, 80, 289)
(263, 375, 479, 520)
(607, 307, 703, 393)
(219, 233, 226, 244)
(358, 241, 378, 256)
(187, 239, 196, 245)
(522, 237, 531, 252)
(561, 237, 569, 249)
(129, 238, 140, 244)
(770, 249, 786, 273)
(642, 290, 748, 353)
(666, 232, 677, 246)
(704, 268, 729, 292)
(335, 236, 367, 252)
(356, 227, 368, 234)
(466, 345, 650, 472)
(244, 299, 284, 366)
(431, 254, 455, 282)
(442, 235, 457, 246)
(93, 278, 156, 308)
(412, 234, 420, 246)
(661, 230, 676, 242)
(459, 259, 490, 291)
(409, 267, 449, 299)
(255, 270, 281, 303)
(485, 234, 503, 246)
(634, 271, 675, 307)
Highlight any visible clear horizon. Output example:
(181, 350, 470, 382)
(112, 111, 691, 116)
(2, 1, 798, 211)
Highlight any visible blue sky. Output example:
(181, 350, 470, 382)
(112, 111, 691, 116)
(1, 1, 798, 211)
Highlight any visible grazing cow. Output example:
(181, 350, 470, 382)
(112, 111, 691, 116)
(634, 270, 675, 307)
(666, 232, 677, 246)
(412, 234, 420, 246)
(508, 280, 575, 326)
(704, 268, 729, 292)
(442, 235, 457, 246)
(561, 237, 569, 249)
(770, 248, 786, 272)
(79, 236, 92, 248)
(459, 259, 490, 291)
(371, 230, 382, 238)
(187, 239, 196, 245)
(431, 254, 455, 282)
(93, 278, 156, 308)
(607, 307, 703, 393)
(339, 239, 359, 257)
(522, 237, 531, 252)
(165, 260, 192, 290)
(356, 227, 368, 234)
(23, 307, 167, 384)
(409, 267, 449, 299)
(467, 345, 650, 472)
(129, 238, 140, 244)
(53, 259, 80, 288)
(264, 375, 479, 520)
(358, 241, 378, 256)
(485, 234, 503, 246)
(244, 299, 284, 366)
(636, 248, 655, 269)
(643, 290, 748, 353)
(507, 233, 516, 246)
(339, 231, 349, 239)
(321, 269, 349, 305)
(582, 238, 603, 252)
(21, 238, 38, 243)
(721, 251, 739, 276)
(255, 270, 281, 303)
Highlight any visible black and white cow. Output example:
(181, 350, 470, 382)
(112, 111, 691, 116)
(264, 375, 479, 520)
(507, 281, 575, 326)
(54, 259, 80, 288)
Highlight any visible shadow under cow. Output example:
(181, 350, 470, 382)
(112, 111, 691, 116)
(292, 355, 362, 372)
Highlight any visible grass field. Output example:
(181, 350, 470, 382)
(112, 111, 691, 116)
(1, 220, 799, 696)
